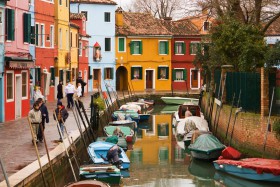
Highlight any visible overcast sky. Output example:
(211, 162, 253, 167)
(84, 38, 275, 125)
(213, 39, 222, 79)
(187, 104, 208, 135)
(115, 0, 132, 9)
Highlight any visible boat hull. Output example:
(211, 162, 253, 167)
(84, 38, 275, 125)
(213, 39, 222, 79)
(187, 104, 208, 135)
(190, 149, 224, 160)
(161, 97, 199, 105)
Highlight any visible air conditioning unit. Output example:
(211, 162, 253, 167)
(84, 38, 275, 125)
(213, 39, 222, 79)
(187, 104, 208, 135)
(43, 69, 48, 73)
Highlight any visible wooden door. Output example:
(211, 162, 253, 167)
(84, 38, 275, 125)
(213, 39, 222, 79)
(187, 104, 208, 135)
(146, 70, 153, 89)
(93, 69, 100, 89)
(191, 70, 198, 88)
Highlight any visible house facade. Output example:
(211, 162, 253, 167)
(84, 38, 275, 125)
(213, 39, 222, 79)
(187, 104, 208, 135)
(70, 22, 79, 84)
(34, 0, 56, 102)
(4, 0, 34, 121)
(70, 0, 117, 92)
(0, 1, 5, 122)
(70, 13, 90, 93)
(115, 8, 172, 92)
(161, 19, 201, 91)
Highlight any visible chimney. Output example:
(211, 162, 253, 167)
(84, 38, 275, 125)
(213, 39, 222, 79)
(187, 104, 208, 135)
(115, 7, 124, 27)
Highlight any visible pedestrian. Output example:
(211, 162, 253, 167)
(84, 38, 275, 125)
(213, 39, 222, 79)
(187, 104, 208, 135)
(76, 83, 82, 108)
(64, 80, 75, 108)
(28, 102, 42, 144)
(37, 98, 49, 142)
(33, 86, 44, 102)
(57, 80, 63, 102)
(76, 77, 86, 97)
(53, 101, 69, 142)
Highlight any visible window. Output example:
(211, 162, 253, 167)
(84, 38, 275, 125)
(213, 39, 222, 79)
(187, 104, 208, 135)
(59, 0, 62, 5)
(85, 45, 88, 57)
(6, 72, 14, 100)
(130, 41, 142, 55)
(104, 12, 110, 22)
(131, 67, 142, 80)
(81, 11, 87, 21)
(105, 38, 111, 51)
(6, 9, 15, 41)
(172, 69, 187, 81)
(59, 28, 62, 49)
(158, 67, 169, 79)
(118, 37, 125, 52)
(79, 41, 82, 56)
(50, 67, 55, 85)
(30, 26, 35, 44)
(190, 42, 200, 55)
(159, 41, 169, 55)
(50, 25, 54, 47)
(70, 32, 72, 47)
(35, 23, 39, 46)
(22, 71, 27, 98)
(203, 21, 210, 31)
(104, 68, 113, 79)
(40, 24, 45, 47)
(23, 13, 31, 43)
(175, 42, 185, 55)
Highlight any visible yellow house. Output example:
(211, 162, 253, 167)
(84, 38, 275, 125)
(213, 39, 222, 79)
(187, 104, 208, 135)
(70, 22, 79, 84)
(115, 8, 172, 92)
(55, 0, 70, 85)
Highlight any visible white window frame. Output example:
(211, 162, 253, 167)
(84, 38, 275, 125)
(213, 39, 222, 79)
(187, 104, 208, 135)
(175, 41, 184, 55)
(40, 24, 45, 47)
(35, 23, 41, 47)
(159, 40, 168, 55)
(59, 28, 62, 49)
(79, 41, 82, 56)
(174, 68, 185, 82)
(190, 41, 200, 55)
(118, 37, 126, 52)
(0, 9, 4, 43)
(21, 70, 28, 99)
(6, 71, 14, 102)
(50, 25, 54, 48)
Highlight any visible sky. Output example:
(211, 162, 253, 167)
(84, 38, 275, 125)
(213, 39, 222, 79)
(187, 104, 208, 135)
(115, 0, 133, 9)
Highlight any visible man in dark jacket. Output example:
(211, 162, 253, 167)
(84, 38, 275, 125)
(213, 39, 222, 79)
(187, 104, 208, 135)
(57, 80, 63, 102)
(53, 101, 69, 141)
(76, 77, 86, 97)
(37, 98, 49, 142)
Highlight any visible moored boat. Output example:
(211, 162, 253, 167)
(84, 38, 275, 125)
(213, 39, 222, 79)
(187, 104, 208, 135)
(96, 136, 128, 151)
(213, 158, 280, 182)
(104, 126, 135, 143)
(112, 110, 140, 123)
(173, 102, 203, 123)
(161, 96, 199, 105)
(188, 134, 225, 160)
(108, 120, 137, 130)
(88, 141, 130, 169)
(66, 180, 110, 187)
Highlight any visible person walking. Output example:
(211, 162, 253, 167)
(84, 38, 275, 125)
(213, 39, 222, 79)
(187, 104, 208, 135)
(53, 101, 69, 142)
(57, 80, 63, 102)
(65, 80, 75, 108)
(76, 77, 86, 97)
(75, 83, 82, 108)
(37, 98, 49, 142)
(28, 102, 42, 144)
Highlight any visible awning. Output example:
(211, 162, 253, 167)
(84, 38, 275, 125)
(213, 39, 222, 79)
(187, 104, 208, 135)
(7, 60, 35, 69)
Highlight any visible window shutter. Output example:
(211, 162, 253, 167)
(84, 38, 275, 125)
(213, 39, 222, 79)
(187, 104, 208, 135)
(183, 43, 186, 54)
(139, 41, 143, 54)
(23, 13, 31, 43)
(104, 68, 106, 80)
(130, 42, 134, 55)
(110, 68, 114, 79)
(166, 41, 169, 54)
(6, 9, 15, 41)
(157, 67, 161, 79)
(88, 66, 92, 79)
(59, 70, 63, 82)
(158, 42, 161, 54)
(174, 43, 177, 54)
(172, 69, 176, 81)
(183, 69, 187, 80)
(31, 26, 35, 44)
(66, 71, 70, 81)
(50, 67, 55, 82)
(131, 67, 134, 79)
(37, 68, 41, 83)
(139, 67, 142, 79)
(166, 67, 169, 79)
(35, 24, 39, 46)
(119, 38, 124, 51)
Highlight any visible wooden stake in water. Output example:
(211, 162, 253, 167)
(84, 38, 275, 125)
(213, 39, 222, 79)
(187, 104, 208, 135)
(0, 156, 11, 187)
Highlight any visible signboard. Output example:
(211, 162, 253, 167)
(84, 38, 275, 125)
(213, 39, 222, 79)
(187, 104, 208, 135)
(8, 61, 34, 69)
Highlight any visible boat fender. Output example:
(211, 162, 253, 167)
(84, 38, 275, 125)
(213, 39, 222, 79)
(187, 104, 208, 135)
(219, 165, 224, 169)
(237, 165, 242, 168)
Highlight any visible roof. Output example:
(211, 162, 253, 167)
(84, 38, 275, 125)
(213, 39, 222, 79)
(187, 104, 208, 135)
(70, 13, 85, 20)
(265, 17, 280, 36)
(70, 0, 117, 5)
(70, 22, 80, 29)
(116, 12, 172, 36)
(160, 19, 200, 36)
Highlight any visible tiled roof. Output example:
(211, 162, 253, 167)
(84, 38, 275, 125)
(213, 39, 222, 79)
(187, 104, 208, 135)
(160, 19, 200, 36)
(70, 13, 85, 20)
(265, 17, 280, 36)
(70, 0, 117, 5)
(116, 12, 172, 36)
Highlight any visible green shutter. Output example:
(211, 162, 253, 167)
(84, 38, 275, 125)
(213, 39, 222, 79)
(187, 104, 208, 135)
(50, 67, 55, 82)
(88, 66, 92, 79)
(139, 41, 143, 54)
(119, 38, 124, 51)
(166, 67, 169, 79)
(35, 24, 39, 46)
(174, 43, 176, 54)
(172, 69, 176, 81)
(66, 71, 70, 81)
(59, 70, 63, 82)
(157, 67, 161, 79)
(183, 69, 187, 80)
(166, 41, 169, 54)
(6, 9, 15, 41)
(158, 42, 161, 54)
(139, 67, 142, 79)
(110, 68, 114, 79)
(23, 13, 31, 43)
(37, 68, 41, 83)
(31, 26, 35, 44)
(130, 42, 134, 55)
(131, 67, 134, 79)
(104, 68, 106, 80)
(183, 43, 186, 54)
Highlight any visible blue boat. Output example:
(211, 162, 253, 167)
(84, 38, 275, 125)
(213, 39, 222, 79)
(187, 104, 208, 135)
(88, 141, 130, 170)
(213, 158, 280, 182)
(139, 114, 150, 121)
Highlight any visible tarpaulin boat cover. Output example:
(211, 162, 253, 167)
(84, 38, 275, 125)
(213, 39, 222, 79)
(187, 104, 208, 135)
(219, 146, 241, 160)
(215, 158, 280, 175)
(105, 136, 118, 144)
(188, 134, 225, 153)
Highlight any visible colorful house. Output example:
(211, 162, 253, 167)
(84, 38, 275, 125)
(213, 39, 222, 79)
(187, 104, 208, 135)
(70, 0, 117, 92)
(115, 8, 172, 92)
(161, 18, 202, 91)
(0, 1, 5, 122)
(34, 0, 56, 102)
(4, 0, 35, 121)
(70, 22, 79, 84)
(70, 13, 91, 94)
(55, 0, 70, 94)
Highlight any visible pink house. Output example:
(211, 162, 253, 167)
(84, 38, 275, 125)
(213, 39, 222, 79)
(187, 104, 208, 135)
(5, 0, 34, 121)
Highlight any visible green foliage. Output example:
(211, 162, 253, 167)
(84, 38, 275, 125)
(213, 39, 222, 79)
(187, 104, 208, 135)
(92, 96, 106, 110)
(265, 41, 280, 69)
(273, 119, 280, 139)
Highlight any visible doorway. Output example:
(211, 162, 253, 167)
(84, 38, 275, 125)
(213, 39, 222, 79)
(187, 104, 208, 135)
(93, 69, 101, 89)
(15, 75, 22, 119)
(191, 69, 199, 89)
(116, 66, 128, 91)
(146, 70, 154, 89)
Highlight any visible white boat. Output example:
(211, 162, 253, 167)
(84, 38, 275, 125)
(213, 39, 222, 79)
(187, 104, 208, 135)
(173, 102, 203, 124)
(161, 96, 199, 105)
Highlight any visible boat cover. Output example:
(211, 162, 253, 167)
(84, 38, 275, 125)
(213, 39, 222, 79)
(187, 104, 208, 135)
(105, 136, 119, 144)
(120, 104, 141, 112)
(184, 116, 209, 132)
(215, 158, 280, 175)
(188, 134, 225, 153)
(104, 126, 133, 137)
(219, 146, 241, 160)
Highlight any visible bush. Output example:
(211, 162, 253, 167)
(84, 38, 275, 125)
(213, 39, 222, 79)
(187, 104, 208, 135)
(273, 119, 280, 139)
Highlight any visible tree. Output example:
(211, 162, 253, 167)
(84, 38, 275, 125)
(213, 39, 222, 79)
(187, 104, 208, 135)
(265, 41, 280, 68)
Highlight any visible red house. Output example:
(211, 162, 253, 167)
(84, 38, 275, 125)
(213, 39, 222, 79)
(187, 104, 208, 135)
(70, 13, 90, 93)
(34, 0, 56, 102)
(161, 18, 202, 92)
